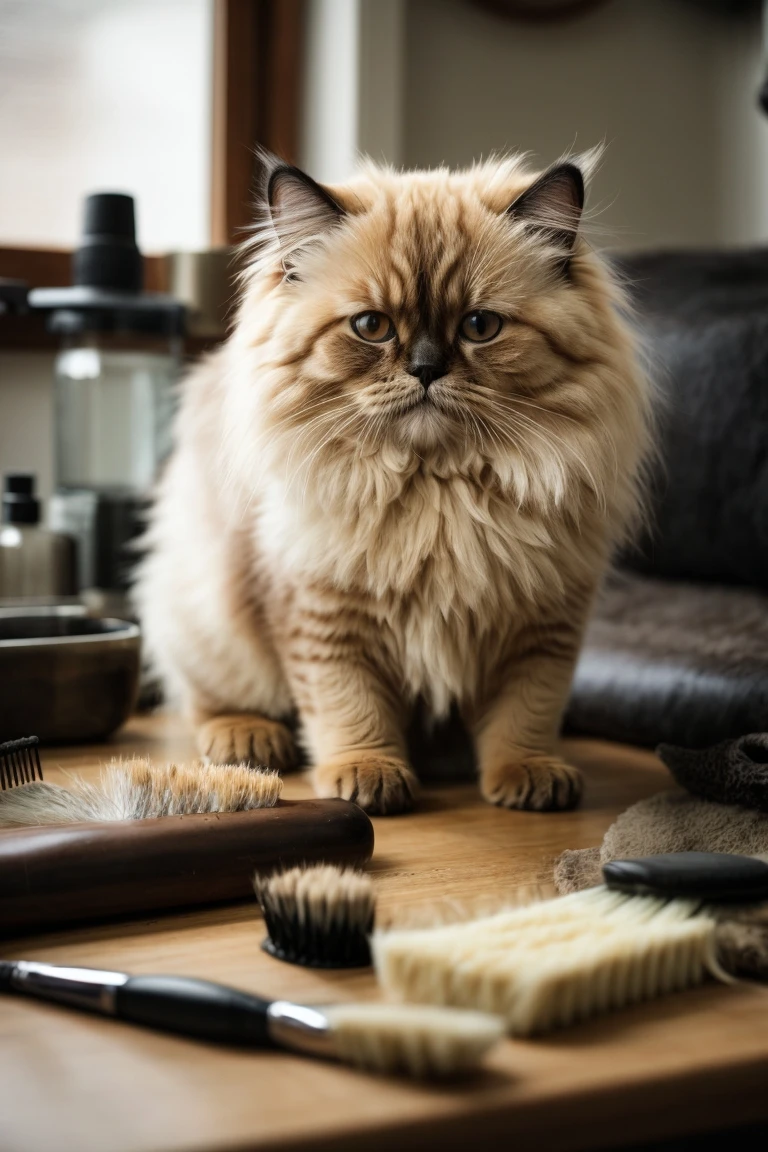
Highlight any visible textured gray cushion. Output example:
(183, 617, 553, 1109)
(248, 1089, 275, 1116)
(566, 571, 768, 748)
(616, 249, 768, 590)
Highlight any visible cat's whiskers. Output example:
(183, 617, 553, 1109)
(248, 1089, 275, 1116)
(218, 391, 353, 497)
(467, 381, 600, 486)
(467, 394, 569, 475)
(476, 403, 600, 508)
(228, 399, 364, 521)
(511, 393, 619, 478)
(281, 401, 362, 475)
(252, 397, 361, 470)
(291, 408, 365, 505)
(497, 405, 604, 507)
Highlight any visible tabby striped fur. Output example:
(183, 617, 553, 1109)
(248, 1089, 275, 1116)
(136, 153, 652, 814)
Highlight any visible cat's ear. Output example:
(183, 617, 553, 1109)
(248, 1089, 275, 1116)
(266, 162, 345, 277)
(507, 163, 584, 254)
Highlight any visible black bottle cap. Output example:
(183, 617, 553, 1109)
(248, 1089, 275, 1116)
(28, 191, 185, 337)
(72, 193, 143, 293)
(3, 473, 40, 525)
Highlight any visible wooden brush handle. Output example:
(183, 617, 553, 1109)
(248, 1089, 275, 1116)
(0, 800, 374, 936)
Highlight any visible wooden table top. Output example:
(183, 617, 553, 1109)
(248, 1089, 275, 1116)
(2, 714, 767, 1152)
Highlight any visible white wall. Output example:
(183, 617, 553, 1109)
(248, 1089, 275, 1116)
(300, 0, 405, 181)
(300, 0, 362, 184)
(713, 10, 768, 246)
(402, 0, 768, 251)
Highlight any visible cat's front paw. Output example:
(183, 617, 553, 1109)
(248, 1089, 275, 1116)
(197, 713, 297, 772)
(481, 750, 582, 812)
(314, 755, 418, 815)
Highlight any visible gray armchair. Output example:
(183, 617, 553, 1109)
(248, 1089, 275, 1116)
(566, 249, 768, 747)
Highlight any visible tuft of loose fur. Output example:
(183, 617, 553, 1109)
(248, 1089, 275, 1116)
(256, 864, 375, 968)
(373, 887, 735, 1036)
(0, 758, 282, 826)
(135, 150, 653, 815)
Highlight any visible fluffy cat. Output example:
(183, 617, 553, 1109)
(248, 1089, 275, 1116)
(136, 152, 652, 815)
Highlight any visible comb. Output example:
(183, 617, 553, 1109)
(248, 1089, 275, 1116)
(0, 737, 43, 791)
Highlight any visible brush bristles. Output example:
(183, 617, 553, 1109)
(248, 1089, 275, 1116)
(373, 887, 732, 1036)
(0, 758, 282, 826)
(323, 1003, 503, 1077)
(256, 865, 374, 968)
(0, 737, 43, 791)
(106, 759, 283, 818)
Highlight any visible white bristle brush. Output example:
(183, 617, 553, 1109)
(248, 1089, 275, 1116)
(0, 960, 502, 1078)
(373, 853, 768, 1036)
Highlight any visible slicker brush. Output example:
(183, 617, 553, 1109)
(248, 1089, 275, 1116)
(0, 737, 43, 791)
(255, 864, 375, 968)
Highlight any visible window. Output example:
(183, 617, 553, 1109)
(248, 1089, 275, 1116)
(0, 0, 214, 252)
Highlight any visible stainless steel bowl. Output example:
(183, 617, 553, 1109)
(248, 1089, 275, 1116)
(0, 606, 140, 742)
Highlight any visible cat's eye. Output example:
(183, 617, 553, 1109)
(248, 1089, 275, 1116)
(351, 311, 395, 343)
(460, 310, 503, 343)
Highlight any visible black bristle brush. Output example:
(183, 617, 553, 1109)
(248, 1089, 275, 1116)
(0, 737, 43, 791)
(255, 864, 375, 968)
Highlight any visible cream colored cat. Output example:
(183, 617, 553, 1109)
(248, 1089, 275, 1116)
(136, 152, 651, 815)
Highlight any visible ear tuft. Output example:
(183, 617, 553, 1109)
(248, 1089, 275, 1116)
(507, 163, 584, 253)
(267, 164, 344, 277)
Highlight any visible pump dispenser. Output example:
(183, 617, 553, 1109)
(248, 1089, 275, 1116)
(29, 194, 185, 613)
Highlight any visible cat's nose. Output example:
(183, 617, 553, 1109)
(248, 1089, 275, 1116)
(407, 336, 448, 390)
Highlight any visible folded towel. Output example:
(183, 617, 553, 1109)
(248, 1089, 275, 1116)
(658, 733, 768, 812)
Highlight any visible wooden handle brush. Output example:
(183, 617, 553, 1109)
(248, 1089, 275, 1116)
(0, 746, 374, 936)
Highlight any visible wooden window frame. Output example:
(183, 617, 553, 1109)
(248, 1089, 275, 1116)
(0, 0, 305, 348)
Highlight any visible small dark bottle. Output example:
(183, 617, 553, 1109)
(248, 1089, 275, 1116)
(0, 474, 77, 600)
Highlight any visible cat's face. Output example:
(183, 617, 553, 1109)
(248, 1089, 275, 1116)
(247, 156, 596, 467)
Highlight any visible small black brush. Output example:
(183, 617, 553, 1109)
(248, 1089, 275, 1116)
(255, 864, 375, 968)
(0, 737, 43, 791)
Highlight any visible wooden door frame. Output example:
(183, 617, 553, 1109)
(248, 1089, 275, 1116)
(211, 0, 304, 246)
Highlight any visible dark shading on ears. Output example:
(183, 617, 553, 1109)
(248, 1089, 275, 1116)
(508, 163, 585, 254)
(261, 154, 345, 279)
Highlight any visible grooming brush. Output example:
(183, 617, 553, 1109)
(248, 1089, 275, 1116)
(0, 959, 503, 1078)
(255, 864, 375, 968)
(373, 852, 768, 1037)
(0, 758, 374, 936)
(0, 737, 43, 790)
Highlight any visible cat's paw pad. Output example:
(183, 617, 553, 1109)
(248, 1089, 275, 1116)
(481, 752, 582, 812)
(314, 755, 418, 816)
(196, 714, 296, 772)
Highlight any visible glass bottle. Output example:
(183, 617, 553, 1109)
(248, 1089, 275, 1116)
(30, 194, 185, 617)
(0, 473, 77, 600)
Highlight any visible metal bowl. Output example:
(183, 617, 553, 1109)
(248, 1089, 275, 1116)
(0, 606, 140, 743)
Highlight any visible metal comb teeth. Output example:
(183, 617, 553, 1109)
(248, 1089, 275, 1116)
(0, 737, 43, 790)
